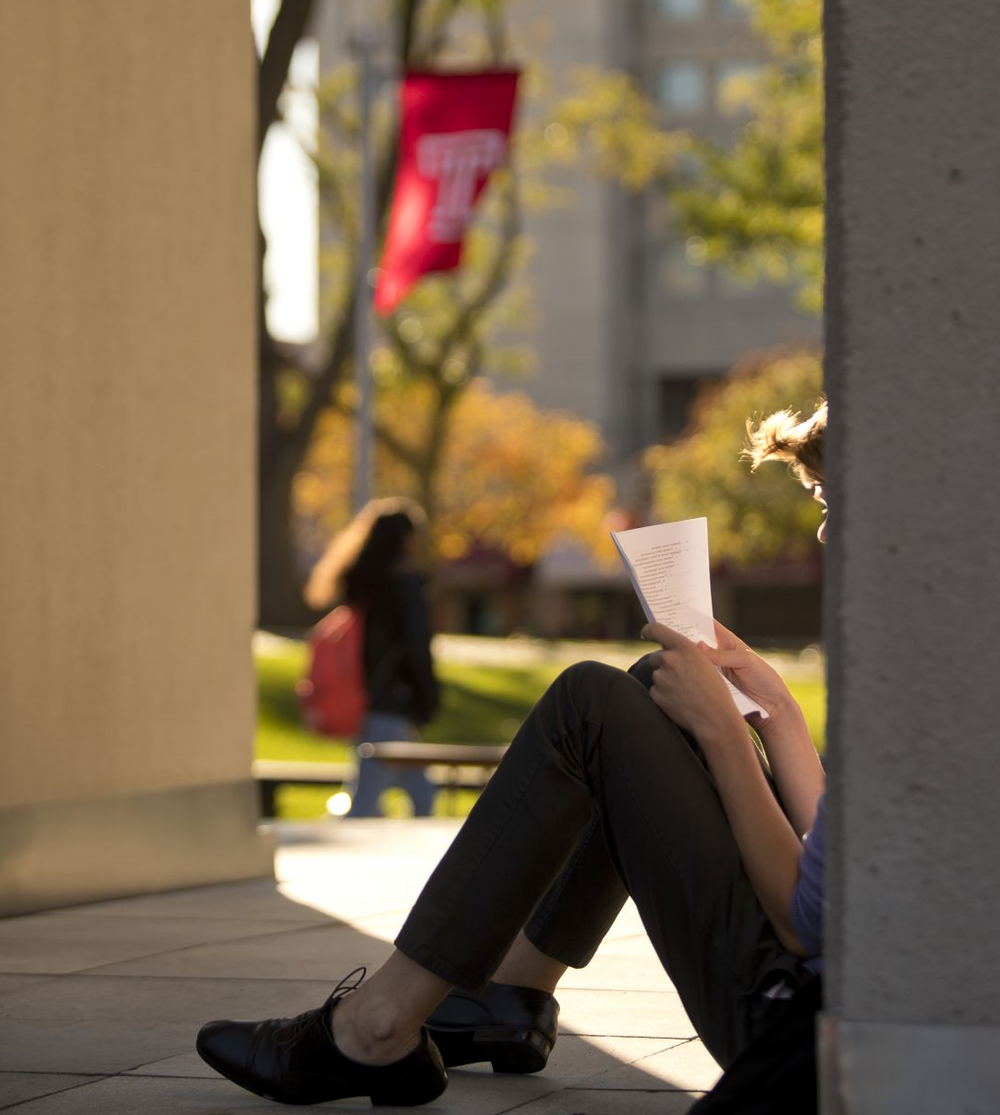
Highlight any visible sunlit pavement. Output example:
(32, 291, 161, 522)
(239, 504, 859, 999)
(0, 817, 721, 1113)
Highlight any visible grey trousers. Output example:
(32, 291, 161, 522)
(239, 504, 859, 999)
(394, 659, 807, 1068)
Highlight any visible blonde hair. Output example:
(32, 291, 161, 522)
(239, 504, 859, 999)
(744, 398, 826, 487)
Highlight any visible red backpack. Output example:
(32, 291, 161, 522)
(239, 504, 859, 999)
(296, 605, 368, 738)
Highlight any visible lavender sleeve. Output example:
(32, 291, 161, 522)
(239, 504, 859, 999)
(789, 792, 825, 968)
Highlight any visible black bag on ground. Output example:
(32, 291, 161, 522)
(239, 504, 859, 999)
(687, 975, 822, 1115)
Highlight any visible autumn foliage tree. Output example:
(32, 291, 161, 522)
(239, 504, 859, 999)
(543, 0, 823, 311)
(295, 378, 616, 573)
(670, 0, 823, 311)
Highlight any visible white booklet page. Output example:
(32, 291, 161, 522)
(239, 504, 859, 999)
(611, 517, 767, 720)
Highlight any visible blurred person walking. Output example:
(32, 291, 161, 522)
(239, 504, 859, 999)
(303, 498, 440, 817)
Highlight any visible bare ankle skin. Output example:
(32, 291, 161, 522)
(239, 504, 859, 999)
(492, 933, 567, 994)
(330, 952, 452, 1066)
(330, 990, 419, 1066)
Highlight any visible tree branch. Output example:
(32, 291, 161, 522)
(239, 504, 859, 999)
(259, 0, 317, 159)
(285, 0, 426, 462)
(449, 174, 521, 341)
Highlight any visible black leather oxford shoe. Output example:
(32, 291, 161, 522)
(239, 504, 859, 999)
(426, 981, 559, 1074)
(196, 969, 448, 1106)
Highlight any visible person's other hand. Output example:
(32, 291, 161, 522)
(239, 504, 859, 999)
(699, 620, 796, 726)
(641, 622, 744, 739)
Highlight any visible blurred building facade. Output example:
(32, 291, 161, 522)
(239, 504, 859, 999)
(511, 0, 820, 464)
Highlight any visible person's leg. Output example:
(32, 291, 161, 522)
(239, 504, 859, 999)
(495, 654, 655, 982)
(492, 933, 567, 993)
(351, 711, 427, 817)
(199, 661, 801, 1103)
(511, 651, 782, 983)
(517, 791, 630, 970)
(333, 951, 451, 1063)
(199, 668, 623, 1103)
(378, 716, 436, 817)
(347, 753, 390, 817)
(395, 661, 803, 1067)
(397, 764, 437, 817)
(436, 649, 784, 1072)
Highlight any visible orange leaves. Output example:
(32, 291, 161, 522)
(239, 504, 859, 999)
(294, 377, 616, 571)
(435, 379, 614, 566)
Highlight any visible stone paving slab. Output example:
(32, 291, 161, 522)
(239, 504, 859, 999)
(556, 989, 694, 1041)
(0, 913, 329, 976)
(124, 1050, 218, 1079)
(0, 974, 55, 1003)
(0, 818, 718, 1112)
(0, 1074, 103, 1108)
(0, 1075, 703, 1115)
(0, 975, 331, 1075)
(512, 1088, 700, 1115)
(73, 878, 336, 923)
(83, 922, 390, 981)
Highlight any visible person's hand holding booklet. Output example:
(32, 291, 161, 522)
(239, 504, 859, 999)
(610, 517, 768, 721)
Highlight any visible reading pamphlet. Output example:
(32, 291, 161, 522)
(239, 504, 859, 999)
(610, 517, 767, 721)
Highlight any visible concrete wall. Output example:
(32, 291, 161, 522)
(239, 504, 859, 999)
(822, 0, 1000, 1109)
(0, 0, 272, 915)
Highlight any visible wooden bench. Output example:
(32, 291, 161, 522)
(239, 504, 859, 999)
(253, 742, 509, 818)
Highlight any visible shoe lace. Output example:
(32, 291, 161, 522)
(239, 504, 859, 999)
(274, 966, 367, 1047)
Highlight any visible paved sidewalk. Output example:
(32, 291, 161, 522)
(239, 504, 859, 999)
(0, 819, 721, 1113)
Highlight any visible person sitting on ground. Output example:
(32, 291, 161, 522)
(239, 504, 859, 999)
(197, 400, 829, 1109)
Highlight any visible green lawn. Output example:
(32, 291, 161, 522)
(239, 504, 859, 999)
(255, 634, 825, 819)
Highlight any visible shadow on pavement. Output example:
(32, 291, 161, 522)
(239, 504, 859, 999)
(0, 822, 713, 1113)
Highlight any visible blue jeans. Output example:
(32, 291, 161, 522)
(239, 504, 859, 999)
(349, 711, 436, 817)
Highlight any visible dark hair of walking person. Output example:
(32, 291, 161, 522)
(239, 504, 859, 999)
(305, 496, 428, 612)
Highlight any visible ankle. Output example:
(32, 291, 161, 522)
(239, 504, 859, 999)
(492, 937, 566, 995)
(331, 991, 420, 1066)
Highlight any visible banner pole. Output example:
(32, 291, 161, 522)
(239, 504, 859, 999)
(351, 27, 377, 514)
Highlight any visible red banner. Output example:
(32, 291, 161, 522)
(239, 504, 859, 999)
(373, 70, 520, 315)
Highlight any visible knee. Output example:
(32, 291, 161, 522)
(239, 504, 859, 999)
(555, 660, 643, 712)
(555, 659, 682, 739)
(558, 659, 620, 691)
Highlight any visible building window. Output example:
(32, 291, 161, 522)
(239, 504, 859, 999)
(715, 0, 748, 20)
(658, 375, 716, 441)
(656, 0, 706, 21)
(657, 61, 706, 114)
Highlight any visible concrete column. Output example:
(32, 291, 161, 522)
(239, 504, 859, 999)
(0, 0, 272, 914)
(822, 2, 1000, 1110)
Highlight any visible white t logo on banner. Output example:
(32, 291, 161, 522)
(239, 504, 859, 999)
(416, 129, 507, 243)
(375, 72, 519, 313)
